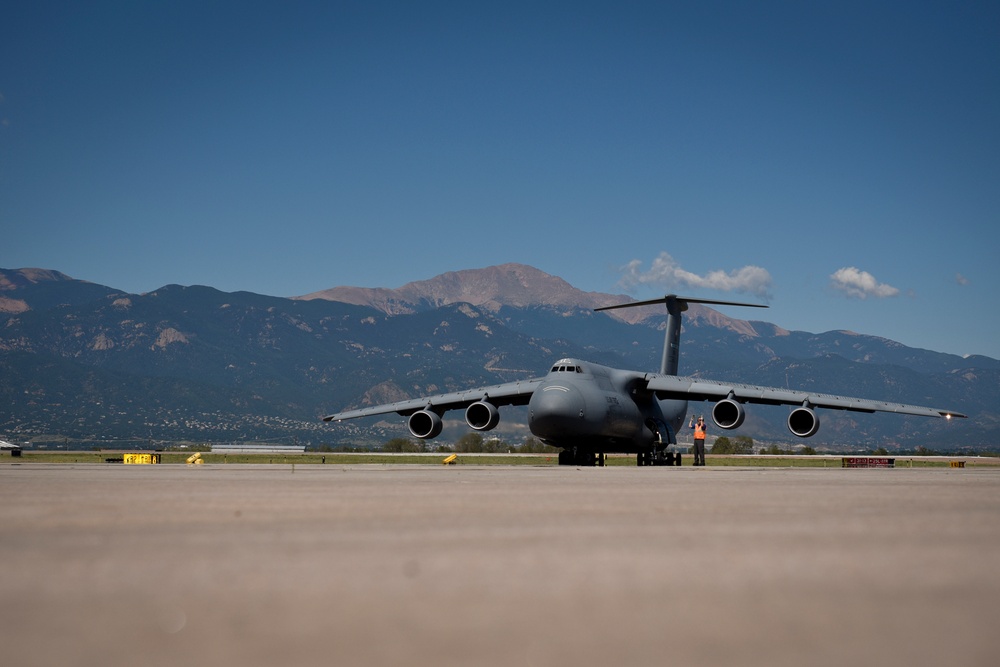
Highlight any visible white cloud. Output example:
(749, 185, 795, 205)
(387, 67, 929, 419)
(619, 252, 773, 300)
(829, 267, 900, 299)
(956, 273, 969, 286)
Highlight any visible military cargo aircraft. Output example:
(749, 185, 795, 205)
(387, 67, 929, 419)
(323, 296, 966, 466)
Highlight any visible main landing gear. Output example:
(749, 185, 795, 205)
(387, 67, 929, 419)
(556, 447, 681, 467)
(558, 448, 606, 466)
(637, 450, 683, 467)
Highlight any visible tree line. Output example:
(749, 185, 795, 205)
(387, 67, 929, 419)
(709, 436, 817, 455)
(380, 434, 976, 457)
(383, 434, 810, 455)
(382, 433, 559, 454)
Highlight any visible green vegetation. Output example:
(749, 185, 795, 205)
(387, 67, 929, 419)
(381, 437, 429, 453)
(451, 433, 560, 453)
(6, 432, 996, 467)
(707, 455, 833, 467)
(341, 434, 564, 455)
(7, 449, 994, 468)
(760, 444, 817, 455)
(4, 450, 560, 465)
(710, 436, 755, 455)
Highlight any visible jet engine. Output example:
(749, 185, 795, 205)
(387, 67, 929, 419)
(787, 406, 820, 438)
(465, 401, 500, 431)
(408, 410, 443, 439)
(711, 398, 746, 430)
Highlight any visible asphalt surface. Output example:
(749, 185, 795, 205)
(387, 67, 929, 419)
(2, 463, 998, 667)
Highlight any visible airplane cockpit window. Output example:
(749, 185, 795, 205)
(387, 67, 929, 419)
(550, 365, 584, 373)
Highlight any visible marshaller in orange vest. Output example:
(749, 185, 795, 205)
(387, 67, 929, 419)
(690, 415, 707, 467)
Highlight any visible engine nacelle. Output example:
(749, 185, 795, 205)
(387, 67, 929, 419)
(408, 410, 443, 439)
(788, 407, 820, 438)
(466, 401, 501, 431)
(712, 398, 746, 430)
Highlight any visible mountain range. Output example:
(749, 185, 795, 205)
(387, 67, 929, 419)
(1, 264, 996, 451)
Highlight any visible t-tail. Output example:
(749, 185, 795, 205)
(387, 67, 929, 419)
(595, 295, 768, 375)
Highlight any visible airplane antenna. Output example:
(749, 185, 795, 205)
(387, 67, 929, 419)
(596, 295, 767, 375)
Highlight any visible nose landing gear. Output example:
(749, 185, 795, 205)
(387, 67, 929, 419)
(641, 419, 682, 466)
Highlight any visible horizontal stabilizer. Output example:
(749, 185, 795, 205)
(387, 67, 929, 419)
(595, 294, 768, 313)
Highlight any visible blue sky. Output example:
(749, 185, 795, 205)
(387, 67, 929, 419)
(3, 1, 998, 359)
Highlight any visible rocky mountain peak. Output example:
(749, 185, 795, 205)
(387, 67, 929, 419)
(298, 263, 774, 335)
(0, 268, 74, 291)
(297, 263, 633, 315)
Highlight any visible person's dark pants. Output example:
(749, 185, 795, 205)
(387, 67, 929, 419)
(693, 439, 705, 466)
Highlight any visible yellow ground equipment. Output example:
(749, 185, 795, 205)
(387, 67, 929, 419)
(124, 453, 161, 464)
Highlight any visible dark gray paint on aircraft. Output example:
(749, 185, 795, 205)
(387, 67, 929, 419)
(324, 296, 966, 466)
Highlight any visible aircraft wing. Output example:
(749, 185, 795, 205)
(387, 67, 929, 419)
(644, 374, 967, 419)
(322, 378, 544, 422)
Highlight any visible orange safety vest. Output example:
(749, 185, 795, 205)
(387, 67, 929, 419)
(694, 423, 706, 440)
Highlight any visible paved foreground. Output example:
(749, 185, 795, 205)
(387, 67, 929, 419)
(1, 464, 998, 667)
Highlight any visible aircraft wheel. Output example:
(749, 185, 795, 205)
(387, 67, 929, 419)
(558, 449, 574, 466)
(653, 451, 675, 466)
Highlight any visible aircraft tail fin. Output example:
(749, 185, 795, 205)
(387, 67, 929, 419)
(595, 295, 767, 375)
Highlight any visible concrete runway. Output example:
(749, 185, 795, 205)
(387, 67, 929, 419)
(2, 463, 998, 667)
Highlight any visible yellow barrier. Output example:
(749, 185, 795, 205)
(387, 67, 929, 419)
(123, 453, 160, 464)
(442, 454, 458, 465)
(186, 452, 203, 465)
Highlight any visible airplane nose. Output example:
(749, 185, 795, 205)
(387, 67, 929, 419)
(529, 383, 586, 438)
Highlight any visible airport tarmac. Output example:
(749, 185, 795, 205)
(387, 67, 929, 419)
(1, 463, 998, 667)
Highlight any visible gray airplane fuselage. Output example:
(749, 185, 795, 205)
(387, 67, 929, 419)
(528, 358, 686, 453)
(323, 295, 965, 467)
